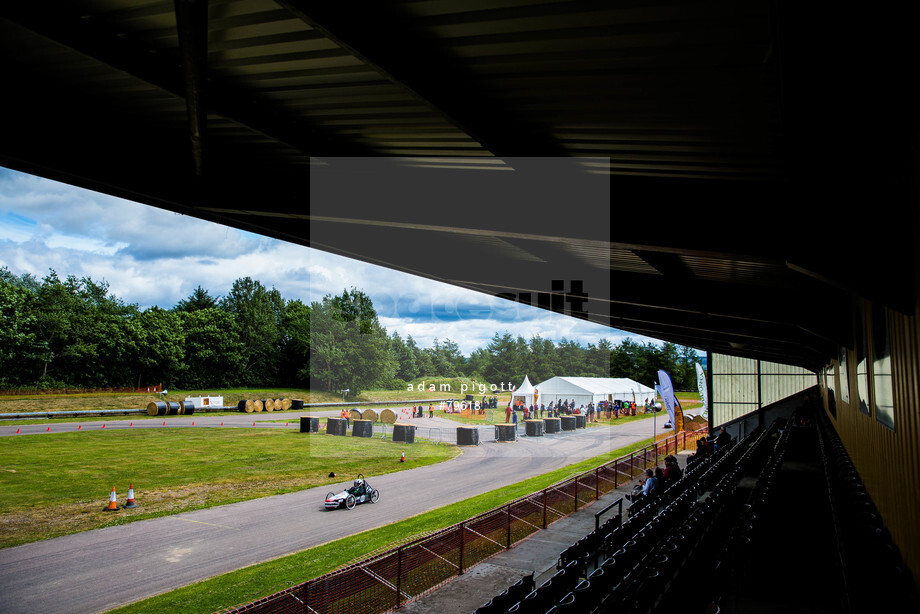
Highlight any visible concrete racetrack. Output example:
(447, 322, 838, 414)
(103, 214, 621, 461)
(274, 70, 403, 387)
(0, 414, 662, 614)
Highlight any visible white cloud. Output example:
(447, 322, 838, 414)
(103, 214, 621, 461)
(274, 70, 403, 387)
(0, 166, 659, 356)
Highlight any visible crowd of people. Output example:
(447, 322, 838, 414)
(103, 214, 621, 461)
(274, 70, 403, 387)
(504, 398, 657, 423)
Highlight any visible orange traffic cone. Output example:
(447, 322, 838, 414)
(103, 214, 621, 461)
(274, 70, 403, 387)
(400, 452, 405, 463)
(124, 484, 138, 508)
(103, 487, 120, 511)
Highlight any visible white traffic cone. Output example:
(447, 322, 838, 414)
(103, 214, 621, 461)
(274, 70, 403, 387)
(103, 487, 120, 511)
(124, 484, 138, 508)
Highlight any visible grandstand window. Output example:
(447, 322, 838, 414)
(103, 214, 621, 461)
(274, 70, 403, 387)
(872, 307, 895, 430)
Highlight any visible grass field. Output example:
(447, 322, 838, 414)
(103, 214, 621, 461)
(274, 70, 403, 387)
(105, 436, 657, 614)
(0, 428, 458, 548)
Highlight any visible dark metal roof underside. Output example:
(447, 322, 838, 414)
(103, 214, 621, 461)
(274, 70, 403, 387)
(1, 1, 916, 371)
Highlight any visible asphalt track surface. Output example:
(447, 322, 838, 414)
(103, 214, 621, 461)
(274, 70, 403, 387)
(0, 413, 661, 614)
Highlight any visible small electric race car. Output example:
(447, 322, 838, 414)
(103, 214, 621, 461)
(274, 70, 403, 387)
(324, 474, 379, 510)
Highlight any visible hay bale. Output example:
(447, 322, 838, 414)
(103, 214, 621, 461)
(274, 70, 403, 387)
(147, 401, 166, 416)
(253, 399, 264, 412)
(380, 408, 397, 424)
(244, 399, 255, 413)
(352, 419, 373, 437)
(180, 401, 196, 415)
(362, 408, 378, 422)
(263, 398, 274, 413)
(281, 398, 292, 411)
(349, 409, 362, 421)
(393, 422, 416, 443)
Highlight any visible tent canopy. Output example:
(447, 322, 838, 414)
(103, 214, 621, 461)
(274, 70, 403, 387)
(511, 375, 536, 406)
(535, 376, 656, 408)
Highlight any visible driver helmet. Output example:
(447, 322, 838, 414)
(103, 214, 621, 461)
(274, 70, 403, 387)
(354, 478, 364, 487)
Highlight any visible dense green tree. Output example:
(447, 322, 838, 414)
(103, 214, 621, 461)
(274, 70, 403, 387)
(0, 279, 43, 385)
(309, 289, 393, 394)
(132, 307, 185, 388)
(279, 299, 311, 387)
(220, 277, 284, 386)
(174, 285, 218, 312)
(178, 308, 245, 388)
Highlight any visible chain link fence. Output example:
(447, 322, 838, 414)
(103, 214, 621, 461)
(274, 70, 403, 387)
(221, 427, 708, 614)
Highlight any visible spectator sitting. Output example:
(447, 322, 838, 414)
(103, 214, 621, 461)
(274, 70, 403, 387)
(626, 468, 659, 503)
(716, 426, 731, 451)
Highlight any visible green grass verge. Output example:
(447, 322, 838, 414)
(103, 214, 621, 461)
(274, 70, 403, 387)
(105, 437, 655, 614)
(0, 429, 457, 548)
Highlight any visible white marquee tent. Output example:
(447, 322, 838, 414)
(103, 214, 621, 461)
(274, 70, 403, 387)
(511, 375, 537, 406)
(534, 376, 657, 408)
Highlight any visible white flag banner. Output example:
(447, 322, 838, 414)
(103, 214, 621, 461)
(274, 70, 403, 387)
(657, 369, 676, 427)
(696, 362, 709, 420)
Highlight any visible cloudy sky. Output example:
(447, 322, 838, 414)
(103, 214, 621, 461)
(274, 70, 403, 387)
(0, 166, 660, 356)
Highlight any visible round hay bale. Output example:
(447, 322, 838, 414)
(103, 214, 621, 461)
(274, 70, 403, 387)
(380, 408, 397, 424)
(349, 409, 362, 421)
(362, 408, 378, 422)
(147, 401, 166, 416)
(244, 399, 255, 413)
(495, 423, 516, 442)
(180, 401, 196, 415)
(299, 416, 319, 433)
(457, 426, 480, 446)
(237, 400, 247, 412)
(352, 419, 373, 438)
(326, 417, 348, 436)
(272, 398, 283, 411)
(281, 398, 292, 411)
(253, 399, 264, 412)
(263, 399, 274, 413)
(525, 420, 544, 437)
(393, 422, 416, 443)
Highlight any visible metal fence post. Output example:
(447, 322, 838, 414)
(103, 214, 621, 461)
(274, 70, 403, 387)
(506, 504, 512, 548)
(396, 546, 403, 609)
(574, 476, 579, 510)
(595, 467, 600, 500)
(542, 489, 547, 529)
(459, 522, 465, 575)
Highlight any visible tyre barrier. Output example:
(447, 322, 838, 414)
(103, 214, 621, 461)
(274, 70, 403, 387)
(237, 400, 248, 412)
(575, 414, 586, 429)
(291, 399, 304, 410)
(179, 401, 196, 415)
(561, 415, 577, 431)
(544, 417, 562, 433)
(495, 423, 516, 442)
(457, 426, 480, 446)
(352, 419, 373, 438)
(326, 417, 348, 436)
(525, 420, 544, 437)
(300, 416, 320, 433)
(393, 422, 416, 443)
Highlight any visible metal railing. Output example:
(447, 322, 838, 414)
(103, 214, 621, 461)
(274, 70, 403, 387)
(220, 427, 708, 614)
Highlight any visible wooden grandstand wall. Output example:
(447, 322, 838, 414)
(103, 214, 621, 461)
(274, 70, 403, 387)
(820, 304, 920, 587)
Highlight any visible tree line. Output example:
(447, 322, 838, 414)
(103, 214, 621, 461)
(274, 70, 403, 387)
(0, 267, 703, 393)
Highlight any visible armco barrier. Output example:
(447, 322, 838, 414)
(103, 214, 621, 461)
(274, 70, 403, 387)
(220, 427, 708, 614)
